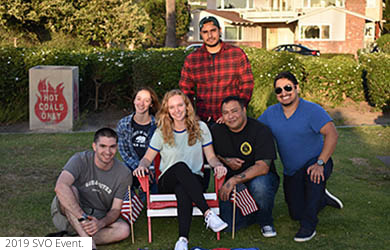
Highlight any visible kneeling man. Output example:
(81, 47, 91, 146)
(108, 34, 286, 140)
(258, 71, 343, 242)
(51, 128, 132, 249)
(211, 96, 279, 237)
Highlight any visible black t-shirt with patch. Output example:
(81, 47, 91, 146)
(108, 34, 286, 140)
(211, 117, 278, 179)
(131, 118, 151, 159)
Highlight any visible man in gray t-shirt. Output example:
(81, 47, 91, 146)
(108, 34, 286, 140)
(51, 128, 132, 249)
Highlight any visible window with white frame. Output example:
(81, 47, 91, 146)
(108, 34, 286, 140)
(217, 0, 254, 9)
(225, 26, 242, 40)
(300, 25, 330, 40)
(304, 0, 344, 7)
(364, 23, 375, 38)
(366, 0, 375, 8)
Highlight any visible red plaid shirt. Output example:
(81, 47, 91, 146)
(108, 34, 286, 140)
(179, 42, 254, 121)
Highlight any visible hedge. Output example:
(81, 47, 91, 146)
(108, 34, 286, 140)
(359, 53, 390, 111)
(302, 55, 364, 106)
(0, 46, 387, 124)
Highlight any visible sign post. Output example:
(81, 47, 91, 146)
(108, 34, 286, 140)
(29, 66, 79, 131)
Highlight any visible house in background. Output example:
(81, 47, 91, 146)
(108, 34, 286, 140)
(187, 0, 384, 54)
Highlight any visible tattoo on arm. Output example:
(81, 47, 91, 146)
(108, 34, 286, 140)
(238, 173, 246, 179)
(263, 159, 272, 167)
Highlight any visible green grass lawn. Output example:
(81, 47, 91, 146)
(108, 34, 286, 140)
(0, 126, 389, 249)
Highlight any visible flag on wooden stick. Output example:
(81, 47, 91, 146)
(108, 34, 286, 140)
(230, 183, 258, 216)
(121, 189, 144, 224)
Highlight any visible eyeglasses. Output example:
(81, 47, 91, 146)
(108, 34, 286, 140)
(274, 85, 294, 94)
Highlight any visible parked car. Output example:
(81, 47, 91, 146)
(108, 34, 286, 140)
(272, 44, 320, 56)
(185, 43, 202, 51)
(371, 44, 380, 53)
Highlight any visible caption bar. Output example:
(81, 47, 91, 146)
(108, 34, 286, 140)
(0, 237, 92, 250)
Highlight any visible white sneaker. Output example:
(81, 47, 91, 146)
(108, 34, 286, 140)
(204, 210, 228, 232)
(174, 237, 188, 250)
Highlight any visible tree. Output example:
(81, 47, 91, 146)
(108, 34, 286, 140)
(0, 0, 189, 48)
(165, 0, 177, 47)
(141, 0, 190, 48)
(0, 0, 59, 43)
(66, 0, 151, 48)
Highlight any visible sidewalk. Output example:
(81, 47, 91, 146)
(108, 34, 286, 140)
(1, 106, 389, 134)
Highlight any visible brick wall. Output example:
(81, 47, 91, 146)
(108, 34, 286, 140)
(345, 0, 366, 15)
(297, 0, 366, 55)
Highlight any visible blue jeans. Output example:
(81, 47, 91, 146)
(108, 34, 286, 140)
(219, 171, 279, 232)
(283, 157, 333, 231)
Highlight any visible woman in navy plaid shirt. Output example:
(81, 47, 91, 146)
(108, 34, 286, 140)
(116, 87, 160, 198)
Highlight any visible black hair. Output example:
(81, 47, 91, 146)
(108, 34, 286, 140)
(94, 127, 118, 143)
(274, 71, 298, 87)
(199, 16, 220, 30)
(220, 96, 245, 110)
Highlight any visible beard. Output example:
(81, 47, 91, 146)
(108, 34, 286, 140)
(205, 39, 221, 48)
(281, 101, 294, 107)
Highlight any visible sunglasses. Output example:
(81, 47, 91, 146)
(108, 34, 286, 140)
(274, 85, 294, 94)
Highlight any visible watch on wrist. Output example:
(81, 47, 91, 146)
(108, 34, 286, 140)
(78, 213, 88, 222)
(317, 159, 325, 167)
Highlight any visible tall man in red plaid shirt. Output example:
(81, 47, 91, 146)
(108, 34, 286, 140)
(179, 16, 254, 124)
(180, 16, 254, 191)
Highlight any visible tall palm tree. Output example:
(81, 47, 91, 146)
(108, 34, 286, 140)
(165, 0, 177, 47)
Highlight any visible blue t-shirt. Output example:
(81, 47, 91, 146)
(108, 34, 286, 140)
(258, 98, 332, 176)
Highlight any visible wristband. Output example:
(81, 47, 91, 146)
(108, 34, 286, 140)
(78, 212, 88, 222)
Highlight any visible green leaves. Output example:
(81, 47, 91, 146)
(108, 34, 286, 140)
(0, 0, 190, 48)
(359, 53, 390, 110)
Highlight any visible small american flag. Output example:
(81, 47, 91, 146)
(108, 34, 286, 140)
(230, 183, 259, 216)
(121, 190, 144, 224)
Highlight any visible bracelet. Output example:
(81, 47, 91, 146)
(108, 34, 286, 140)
(78, 212, 88, 222)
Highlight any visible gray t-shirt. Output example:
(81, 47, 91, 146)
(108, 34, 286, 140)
(149, 121, 212, 178)
(63, 151, 132, 214)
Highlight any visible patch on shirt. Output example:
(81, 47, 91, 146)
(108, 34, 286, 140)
(240, 141, 252, 156)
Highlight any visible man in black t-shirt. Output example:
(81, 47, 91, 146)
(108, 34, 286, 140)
(211, 96, 279, 237)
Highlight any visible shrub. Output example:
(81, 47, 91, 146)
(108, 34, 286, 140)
(376, 34, 390, 53)
(131, 48, 188, 98)
(0, 47, 29, 124)
(244, 48, 305, 118)
(0, 46, 385, 124)
(359, 53, 390, 110)
(302, 55, 364, 105)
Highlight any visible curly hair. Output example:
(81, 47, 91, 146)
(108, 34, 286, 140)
(156, 89, 201, 146)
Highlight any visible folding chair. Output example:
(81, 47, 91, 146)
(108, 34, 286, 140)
(137, 154, 226, 243)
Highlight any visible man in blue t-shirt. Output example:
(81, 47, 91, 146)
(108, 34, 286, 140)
(258, 71, 343, 242)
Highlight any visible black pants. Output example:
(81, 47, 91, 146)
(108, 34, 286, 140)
(158, 162, 209, 238)
(283, 157, 333, 231)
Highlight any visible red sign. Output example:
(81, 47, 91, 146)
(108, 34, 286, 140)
(34, 79, 68, 123)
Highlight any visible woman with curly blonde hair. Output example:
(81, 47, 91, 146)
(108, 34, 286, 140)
(134, 89, 228, 250)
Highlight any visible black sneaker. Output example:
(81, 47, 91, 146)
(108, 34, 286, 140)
(325, 189, 343, 209)
(294, 227, 316, 242)
(261, 225, 277, 237)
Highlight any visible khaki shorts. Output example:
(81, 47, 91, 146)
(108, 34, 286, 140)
(50, 196, 124, 235)
(50, 196, 77, 235)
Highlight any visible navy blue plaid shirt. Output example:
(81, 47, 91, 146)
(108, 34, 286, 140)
(116, 113, 157, 171)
